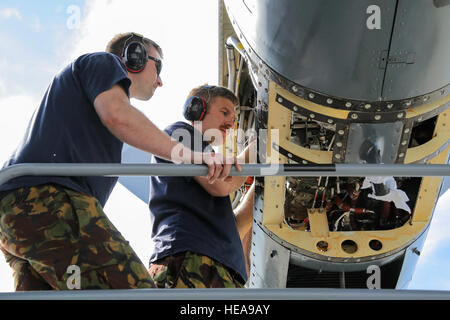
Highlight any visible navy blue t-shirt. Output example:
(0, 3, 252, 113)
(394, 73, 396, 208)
(0, 52, 131, 207)
(149, 121, 247, 282)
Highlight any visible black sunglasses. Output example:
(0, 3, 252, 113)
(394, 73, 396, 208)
(148, 55, 162, 76)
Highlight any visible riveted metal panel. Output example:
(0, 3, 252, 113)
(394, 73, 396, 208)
(382, 0, 450, 100)
(345, 122, 404, 164)
(224, 0, 396, 101)
(249, 223, 291, 288)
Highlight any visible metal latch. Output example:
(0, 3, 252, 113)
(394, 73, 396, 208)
(379, 50, 416, 69)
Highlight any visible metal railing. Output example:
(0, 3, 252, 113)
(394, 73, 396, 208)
(1, 288, 450, 300)
(1, 162, 450, 300)
(1, 163, 450, 185)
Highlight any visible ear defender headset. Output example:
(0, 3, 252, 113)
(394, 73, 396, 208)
(122, 33, 148, 73)
(183, 85, 215, 121)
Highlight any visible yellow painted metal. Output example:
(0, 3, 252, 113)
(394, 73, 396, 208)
(405, 94, 450, 119)
(264, 143, 448, 259)
(405, 110, 450, 163)
(412, 145, 449, 222)
(265, 221, 428, 259)
(307, 209, 330, 238)
(281, 140, 333, 163)
(269, 82, 334, 163)
(273, 83, 350, 120)
(261, 81, 449, 259)
(405, 134, 449, 163)
(262, 176, 286, 225)
(262, 82, 290, 225)
(267, 82, 291, 158)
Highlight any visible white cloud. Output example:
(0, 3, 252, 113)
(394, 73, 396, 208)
(0, 8, 22, 21)
(0, 95, 38, 163)
(0, 79, 6, 95)
(416, 190, 450, 260)
(0, 256, 13, 292)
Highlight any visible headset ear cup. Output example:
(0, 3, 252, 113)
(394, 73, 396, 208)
(183, 96, 207, 121)
(123, 42, 148, 72)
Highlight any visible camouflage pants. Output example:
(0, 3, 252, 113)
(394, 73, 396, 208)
(0, 184, 155, 290)
(148, 251, 245, 288)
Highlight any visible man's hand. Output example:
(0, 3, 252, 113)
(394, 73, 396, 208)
(202, 153, 242, 184)
(171, 144, 242, 184)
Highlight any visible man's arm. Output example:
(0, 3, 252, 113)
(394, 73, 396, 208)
(193, 140, 256, 196)
(93, 84, 233, 183)
(94, 85, 179, 161)
(234, 183, 255, 240)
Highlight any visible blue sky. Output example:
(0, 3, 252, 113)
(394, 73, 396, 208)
(0, 0, 84, 97)
(0, 1, 449, 292)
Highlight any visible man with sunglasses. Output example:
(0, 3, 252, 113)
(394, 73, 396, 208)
(0, 32, 237, 291)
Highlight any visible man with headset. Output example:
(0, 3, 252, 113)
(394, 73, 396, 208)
(0, 33, 238, 290)
(148, 85, 255, 288)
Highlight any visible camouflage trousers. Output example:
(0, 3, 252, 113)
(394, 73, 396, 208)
(0, 184, 155, 290)
(148, 251, 245, 288)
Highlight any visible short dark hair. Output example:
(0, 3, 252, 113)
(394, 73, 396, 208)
(105, 32, 163, 59)
(187, 85, 239, 108)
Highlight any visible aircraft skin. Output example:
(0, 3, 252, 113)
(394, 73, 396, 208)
(217, 0, 450, 289)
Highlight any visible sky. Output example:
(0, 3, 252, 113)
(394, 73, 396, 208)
(0, 0, 449, 293)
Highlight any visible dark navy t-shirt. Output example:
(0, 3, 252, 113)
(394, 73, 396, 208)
(0, 52, 131, 207)
(149, 121, 247, 282)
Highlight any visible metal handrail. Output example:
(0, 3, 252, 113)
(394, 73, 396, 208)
(1, 162, 449, 299)
(1, 288, 450, 300)
(0, 163, 450, 185)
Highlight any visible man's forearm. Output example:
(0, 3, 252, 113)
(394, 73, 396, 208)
(234, 183, 255, 240)
(221, 141, 256, 193)
(195, 140, 255, 196)
(104, 103, 181, 161)
(94, 84, 231, 184)
(94, 85, 182, 162)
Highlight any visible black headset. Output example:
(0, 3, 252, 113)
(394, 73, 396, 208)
(122, 33, 148, 73)
(183, 86, 215, 121)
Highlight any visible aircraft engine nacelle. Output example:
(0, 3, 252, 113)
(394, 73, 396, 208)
(220, 0, 450, 288)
